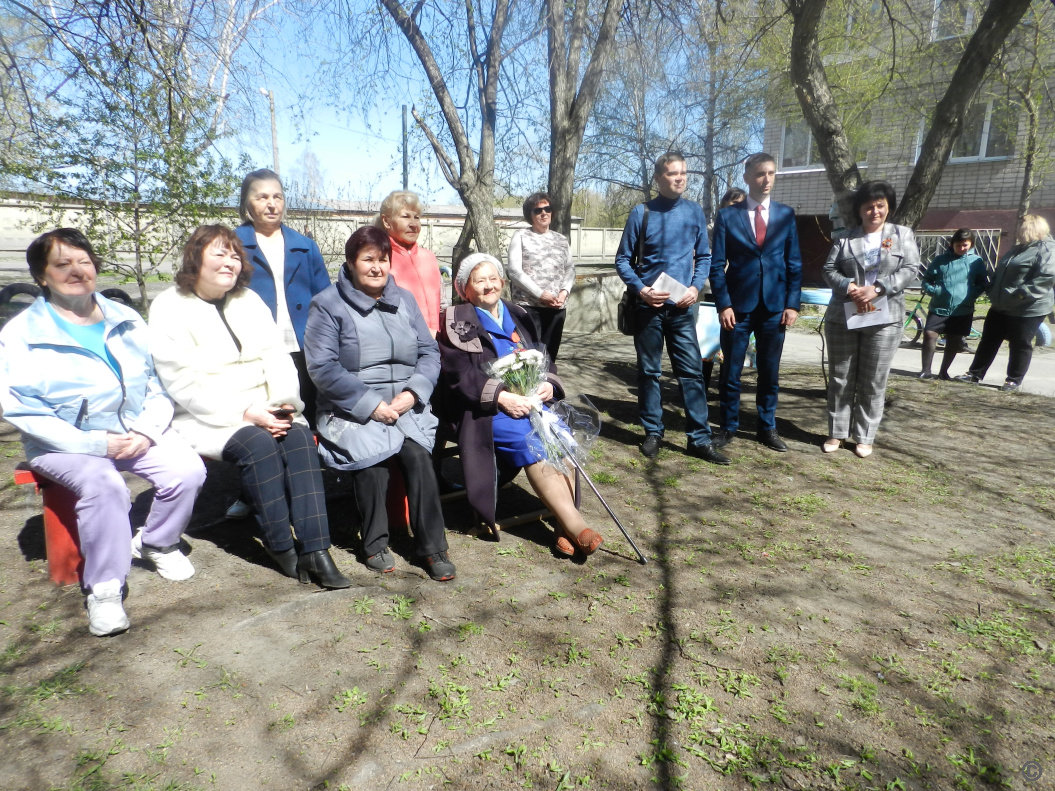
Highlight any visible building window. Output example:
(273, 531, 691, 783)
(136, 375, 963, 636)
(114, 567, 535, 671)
(932, 0, 975, 41)
(951, 100, 1015, 160)
(846, 0, 881, 36)
(781, 120, 821, 169)
(781, 118, 868, 170)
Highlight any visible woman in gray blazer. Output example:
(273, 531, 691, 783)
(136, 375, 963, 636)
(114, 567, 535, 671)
(822, 182, 921, 458)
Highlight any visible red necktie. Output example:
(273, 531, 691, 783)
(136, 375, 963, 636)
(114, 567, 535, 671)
(754, 205, 766, 247)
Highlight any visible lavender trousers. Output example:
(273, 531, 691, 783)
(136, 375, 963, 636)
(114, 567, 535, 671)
(29, 429, 206, 589)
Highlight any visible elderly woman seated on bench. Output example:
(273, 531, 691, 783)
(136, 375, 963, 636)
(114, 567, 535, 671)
(437, 253, 603, 559)
(148, 225, 351, 590)
(0, 229, 206, 637)
(304, 226, 456, 582)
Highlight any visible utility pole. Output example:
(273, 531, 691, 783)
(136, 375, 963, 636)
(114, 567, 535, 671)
(260, 87, 280, 177)
(402, 104, 409, 190)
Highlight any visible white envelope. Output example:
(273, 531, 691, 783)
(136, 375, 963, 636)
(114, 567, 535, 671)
(844, 295, 891, 329)
(651, 272, 690, 304)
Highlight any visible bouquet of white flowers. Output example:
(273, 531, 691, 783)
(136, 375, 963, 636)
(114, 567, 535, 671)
(485, 348, 548, 401)
(483, 350, 645, 563)
(484, 350, 600, 474)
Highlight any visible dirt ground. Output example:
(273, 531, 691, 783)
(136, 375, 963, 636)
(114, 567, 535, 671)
(1, 329, 1053, 791)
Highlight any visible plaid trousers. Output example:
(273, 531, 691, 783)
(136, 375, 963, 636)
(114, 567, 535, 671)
(824, 322, 901, 445)
(222, 423, 331, 554)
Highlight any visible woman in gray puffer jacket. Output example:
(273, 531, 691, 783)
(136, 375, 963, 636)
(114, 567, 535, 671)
(304, 226, 455, 581)
(957, 215, 1055, 391)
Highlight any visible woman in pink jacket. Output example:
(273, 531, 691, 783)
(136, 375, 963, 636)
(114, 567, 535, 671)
(375, 191, 446, 336)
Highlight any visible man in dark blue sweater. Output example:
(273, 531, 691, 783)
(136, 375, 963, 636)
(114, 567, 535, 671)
(615, 153, 729, 465)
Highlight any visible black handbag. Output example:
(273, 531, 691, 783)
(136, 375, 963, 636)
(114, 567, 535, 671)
(617, 204, 650, 336)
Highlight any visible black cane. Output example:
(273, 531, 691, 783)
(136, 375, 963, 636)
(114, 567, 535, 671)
(553, 433, 648, 565)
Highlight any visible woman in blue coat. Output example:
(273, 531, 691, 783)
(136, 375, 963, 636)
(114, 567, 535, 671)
(235, 169, 332, 428)
(919, 228, 987, 379)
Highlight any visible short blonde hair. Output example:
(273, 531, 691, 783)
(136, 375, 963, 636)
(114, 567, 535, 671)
(373, 190, 425, 229)
(1017, 214, 1051, 245)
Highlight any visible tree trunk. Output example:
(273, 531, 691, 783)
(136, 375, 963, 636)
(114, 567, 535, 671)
(383, 0, 508, 257)
(546, 0, 622, 237)
(785, 0, 862, 228)
(785, 0, 1033, 230)
(702, 54, 717, 218)
(1015, 90, 1039, 229)
(895, 0, 1034, 227)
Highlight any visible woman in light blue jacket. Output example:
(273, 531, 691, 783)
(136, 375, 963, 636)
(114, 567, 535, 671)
(304, 226, 455, 582)
(0, 229, 205, 637)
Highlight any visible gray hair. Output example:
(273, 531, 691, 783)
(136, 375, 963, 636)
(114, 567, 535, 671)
(239, 169, 283, 223)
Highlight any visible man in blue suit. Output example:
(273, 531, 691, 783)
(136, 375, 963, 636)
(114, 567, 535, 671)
(709, 153, 803, 452)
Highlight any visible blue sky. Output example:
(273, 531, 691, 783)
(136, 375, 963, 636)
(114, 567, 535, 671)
(227, 15, 465, 207)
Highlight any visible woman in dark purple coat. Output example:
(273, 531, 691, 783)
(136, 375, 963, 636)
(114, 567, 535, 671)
(438, 254, 603, 558)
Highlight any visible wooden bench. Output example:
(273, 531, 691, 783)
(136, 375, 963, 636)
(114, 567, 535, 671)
(13, 465, 83, 586)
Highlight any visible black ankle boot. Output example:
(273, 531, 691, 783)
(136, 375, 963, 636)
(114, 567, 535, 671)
(296, 550, 352, 589)
(265, 546, 298, 578)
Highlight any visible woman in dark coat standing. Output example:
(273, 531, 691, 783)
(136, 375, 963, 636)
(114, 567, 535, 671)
(438, 253, 602, 558)
(955, 215, 1055, 391)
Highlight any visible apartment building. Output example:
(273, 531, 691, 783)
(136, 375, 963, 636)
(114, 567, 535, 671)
(762, 0, 1054, 284)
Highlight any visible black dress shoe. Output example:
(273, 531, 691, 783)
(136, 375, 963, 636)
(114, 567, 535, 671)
(265, 546, 299, 578)
(641, 434, 661, 458)
(711, 428, 734, 449)
(953, 374, 980, 384)
(686, 442, 731, 465)
(757, 429, 788, 452)
(297, 549, 352, 589)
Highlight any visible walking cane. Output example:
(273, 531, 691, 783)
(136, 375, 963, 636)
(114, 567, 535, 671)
(553, 432, 648, 565)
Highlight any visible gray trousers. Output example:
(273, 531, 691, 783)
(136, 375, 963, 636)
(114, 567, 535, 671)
(824, 322, 901, 444)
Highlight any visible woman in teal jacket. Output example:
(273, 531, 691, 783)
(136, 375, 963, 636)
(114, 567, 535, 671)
(919, 228, 987, 379)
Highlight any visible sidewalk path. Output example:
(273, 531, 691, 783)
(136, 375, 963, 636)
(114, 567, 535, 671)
(781, 324, 1055, 397)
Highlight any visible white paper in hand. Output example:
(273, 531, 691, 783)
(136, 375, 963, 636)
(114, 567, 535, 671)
(844, 295, 891, 329)
(650, 272, 690, 304)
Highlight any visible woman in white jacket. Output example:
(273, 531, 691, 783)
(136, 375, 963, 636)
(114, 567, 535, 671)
(149, 225, 350, 588)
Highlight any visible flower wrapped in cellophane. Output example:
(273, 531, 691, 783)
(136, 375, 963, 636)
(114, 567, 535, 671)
(484, 350, 599, 474)
(484, 348, 548, 399)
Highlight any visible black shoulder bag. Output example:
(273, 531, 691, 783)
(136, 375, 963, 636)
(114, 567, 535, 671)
(617, 204, 650, 336)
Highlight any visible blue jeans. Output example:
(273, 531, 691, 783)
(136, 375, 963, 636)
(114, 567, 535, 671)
(633, 304, 711, 445)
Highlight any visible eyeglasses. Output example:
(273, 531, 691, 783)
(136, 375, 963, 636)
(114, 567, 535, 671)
(531, 206, 552, 216)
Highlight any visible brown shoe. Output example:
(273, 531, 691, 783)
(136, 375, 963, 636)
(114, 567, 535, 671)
(565, 527, 604, 555)
(554, 534, 575, 557)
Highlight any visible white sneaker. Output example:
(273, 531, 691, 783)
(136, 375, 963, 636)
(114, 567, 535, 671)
(86, 579, 129, 637)
(132, 530, 195, 581)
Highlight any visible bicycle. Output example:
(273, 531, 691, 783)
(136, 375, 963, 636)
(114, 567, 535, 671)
(902, 291, 983, 350)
